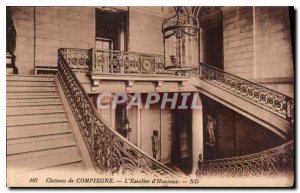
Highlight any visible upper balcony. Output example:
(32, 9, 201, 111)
(60, 48, 199, 93)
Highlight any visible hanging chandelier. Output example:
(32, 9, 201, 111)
(162, 7, 200, 70)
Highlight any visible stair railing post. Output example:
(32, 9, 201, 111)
(91, 48, 95, 73)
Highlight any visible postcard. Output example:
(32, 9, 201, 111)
(6, 6, 294, 187)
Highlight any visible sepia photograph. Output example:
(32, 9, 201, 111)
(5, 4, 295, 188)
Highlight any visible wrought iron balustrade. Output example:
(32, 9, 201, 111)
(63, 48, 91, 72)
(63, 48, 199, 77)
(91, 49, 173, 75)
(199, 63, 294, 123)
(61, 48, 294, 123)
(196, 140, 294, 177)
(57, 48, 177, 178)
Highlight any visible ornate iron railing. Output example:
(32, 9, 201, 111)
(57, 48, 178, 178)
(64, 48, 91, 72)
(91, 49, 172, 75)
(196, 140, 294, 177)
(199, 63, 294, 123)
(63, 48, 199, 77)
(62, 48, 294, 123)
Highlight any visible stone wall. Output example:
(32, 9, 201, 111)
(254, 7, 294, 97)
(11, 7, 35, 74)
(10, 6, 95, 74)
(35, 7, 95, 67)
(11, 6, 166, 74)
(222, 6, 294, 97)
(128, 7, 165, 55)
(222, 6, 254, 79)
(254, 7, 293, 79)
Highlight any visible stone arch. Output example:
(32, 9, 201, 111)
(195, 7, 223, 27)
(165, 6, 193, 17)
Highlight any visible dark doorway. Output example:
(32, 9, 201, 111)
(171, 109, 193, 175)
(95, 8, 127, 51)
(204, 22, 223, 70)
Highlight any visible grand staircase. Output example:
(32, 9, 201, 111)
(6, 75, 85, 175)
(6, 66, 177, 180)
(6, 48, 294, 185)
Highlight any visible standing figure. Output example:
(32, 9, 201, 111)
(6, 7, 18, 74)
(206, 114, 216, 146)
(151, 130, 159, 159)
(6, 7, 16, 55)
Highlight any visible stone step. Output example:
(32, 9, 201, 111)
(7, 103, 63, 110)
(12, 161, 85, 177)
(7, 97, 61, 103)
(6, 75, 86, 175)
(7, 105, 65, 116)
(7, 86, 57, 92)
(7, 75, 55, 82)
(7, 146, 78, 162)
(7, 101, 62, 107)
(6, 68, 14, 75)
(7, 133, 76, 155)
(7, 117, 68, 127)
(7, 147, 82, 173)
(34, 161, 85, 172)
(7, 124, 71, 139)
(7, 92, 59, 98)
(7, 98, 62, 106)
(7, 95, 60, 100)
(7, 81, 56, 87)
(7, 112, 66, 123)
(7, 122, 69, 132)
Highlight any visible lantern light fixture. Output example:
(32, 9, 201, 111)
(162, 6, 200, 71)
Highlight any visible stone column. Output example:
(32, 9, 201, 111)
(191, 93, 203, 174)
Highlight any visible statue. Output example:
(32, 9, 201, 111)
(206, 114, 216, 146)
(151, 130, 159, 159)
(6, 7, 18, 74)
(117, 118, 131, 140)
(195, 153, 203, 177)
(116, 105, 132, 141)
(6, 7, 16, 55)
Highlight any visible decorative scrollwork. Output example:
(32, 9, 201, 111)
(61, 48, 294, 123)
(63, 48, 204, 78)
(196, 140, 294, 177)
(174, 68, 199, 77)
(92, 49, 174, 75)
(60, 48, 91, 72)
(57, 49, 177, 178)
(199, 63, 294, 123)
